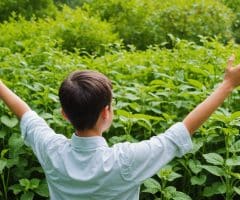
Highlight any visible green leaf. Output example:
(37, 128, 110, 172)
(230, 172, 240, 179)
(189, 141, 203, 154)
(230, 111, 240, 121)
(7, 157, 19, 168)
(203, 182, 226, 197)
(48, 93, 58, 102)
(0, 160, 7, 174)
(188, 159, 202, 174)
(19, 179, 30, 190)
(9, 184, 23, 195)
(135, 119, 152, 131)
(230, 140, 240, 153)
(30, 178, 40, 190)
(8, 134, 24, 150)
(211, 113, 229, 123)
(129, 102, 141, 112)
(20, 191, 34, 200)
(200, 165, 225, 176)
(35, 181, 49, 197)
(1, 115, 18, 128)
(0, 130, 7, 139)
(142, 187, 159, 195)
(1, 149, 8, 158)
(132, 113, 162, 121)
(226, 156, 240, 166)
(162, 186, 176, 199)
(143, 178, 161, 194)
(157, 166, 182, 182)
(167, 171, 182, 182)
(234, 187, 240, 195)
(116, 109, 132, 118)
(187, 79, 205, 89)
(173, 191, 192, 200)
(191, 175, 206, 185)
(203, 153, 224, 165)
(125, 93, 139, 101)
(189, 67, 209, 76)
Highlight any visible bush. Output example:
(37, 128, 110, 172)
(149, 0, 235, 46)
(0, 0, 57, 21)
(0, 6, 119, 55)
(87, 0, 234, 49)
(86, 0, 159, 49)
(220, 0, 240, 43)
(54, 6, 119, 54)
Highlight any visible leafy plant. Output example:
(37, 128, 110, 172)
(0, 0, 57, 22)
(86, 0, 234, 49)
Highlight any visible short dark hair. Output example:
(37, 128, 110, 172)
(58, 70, 112, 131)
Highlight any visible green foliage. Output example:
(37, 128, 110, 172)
(221, 0, 240, 43)
(54, 0, 90, 8)
(54, 6, 119, 54)
(86, 0, 158, 49)
(0, 6, 119, 55)
(1, 1, 240, 200)
(87, 0, 234, 49)
(149, 0, 234, 46)
(1, 34, 240, 199)
(0, 0, 57, 22)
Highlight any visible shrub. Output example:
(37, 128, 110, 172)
(54, 6, 119, 54)
(220, 0, 240, 43)
(0, 0, 57, 21)
(149, 0, 235, 46)
(0, 6, 119, 55)
(87, 0, 234, 49)
(86, 0, 159, 49)
(0, 17, 55, 54)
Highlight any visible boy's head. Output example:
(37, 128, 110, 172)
(59, 70, 112, 132)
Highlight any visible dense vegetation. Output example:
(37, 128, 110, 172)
(1, 0, 240, 200)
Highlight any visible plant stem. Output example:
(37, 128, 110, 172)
(1, 173, 7, 200)
(225, 132, 231, 200)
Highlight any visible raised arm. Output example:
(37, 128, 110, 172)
(183, 55, 240, 135)
(0, 80, 31, 119)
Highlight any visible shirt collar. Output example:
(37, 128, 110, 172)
(71, 134, 108, 150)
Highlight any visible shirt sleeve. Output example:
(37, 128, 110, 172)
(117, 122, 193, 183)
(20, 110, 67, 166)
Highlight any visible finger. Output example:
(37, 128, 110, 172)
(227, 54, 235, 69)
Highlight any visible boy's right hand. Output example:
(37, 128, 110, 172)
(183, 55, 240, 135)
(223, 55, 240, 89)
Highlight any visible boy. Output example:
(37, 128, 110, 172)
(0, 55, 240, 200)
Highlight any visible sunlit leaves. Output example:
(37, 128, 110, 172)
(200, 165, 225, 177)
(191, 175, 206, 186)
(203, 182, 226, 197)
(1, 115, 18, 128)
(203, 153, 224, 166)
(143, 178, 161, 194)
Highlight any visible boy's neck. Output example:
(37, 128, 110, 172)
(75, 129, 102, 137)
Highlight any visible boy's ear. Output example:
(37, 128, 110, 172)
(101, 105, 110, 120)
(61, 109, 69, 121)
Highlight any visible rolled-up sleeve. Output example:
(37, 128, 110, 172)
(20, 110, 67, 166)
(118, 122, 193, 183)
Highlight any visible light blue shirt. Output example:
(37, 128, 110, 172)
(20, 110, 192, 200)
